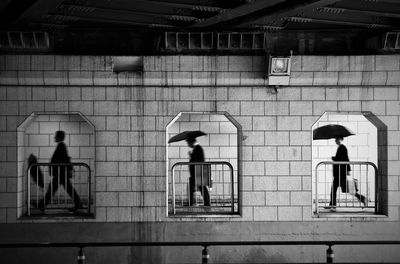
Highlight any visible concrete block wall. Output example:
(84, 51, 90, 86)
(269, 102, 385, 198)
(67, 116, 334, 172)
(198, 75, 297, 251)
(0, 54, 400, 262)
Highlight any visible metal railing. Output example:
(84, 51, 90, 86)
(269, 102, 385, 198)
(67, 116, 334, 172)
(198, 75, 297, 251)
(314, 161, 379, 215)
(170, 161, 236, 215)
(27, 162, 91, 215)
(1, 240, 400, 263)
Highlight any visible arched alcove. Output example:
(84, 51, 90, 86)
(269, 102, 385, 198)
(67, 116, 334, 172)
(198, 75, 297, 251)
(312, 111, 386, 216)
(166, 112, 241, 216)
(17, 112, 95, 218)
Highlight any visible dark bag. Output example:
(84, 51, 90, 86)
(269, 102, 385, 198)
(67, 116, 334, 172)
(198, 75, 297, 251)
(194, 164, 212, 187)
(28, 154, 45, 188)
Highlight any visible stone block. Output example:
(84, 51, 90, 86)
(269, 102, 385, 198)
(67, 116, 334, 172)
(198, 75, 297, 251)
(289, 101, 313, 116)
(242, 161, 264, 176)
(216, 72, 241, 85)
(290, 191, 311, 205)
(265, 161, 290, 176)
(242, 131, 265, 146)
(107, 147, 131, 161)
(0, 71, 18, 85)
(277, 116, 301, 131)
(253, 56, 266, 72)
(179, 56, 204, 71)
(290, 56, 302, 71)
(265, 191, 290, 206)
(289, 72, 313, 86)
(387, 72, 400, 85)
(278, 206, 302, 221)
(278, 176, 302, 190)
(326, 87, 349, 100)
(252, 88, 277, 101)
(180, 87, 203, 100)
(106, 116, 131, 131)
(97, 132, 118, 146)
(313, 101, 338, 116)
(327, 56, 350, 71)
(362, 72, 387, 85)
(107, 207, 132, 222)
(215, 56, 229, 71)
(253, 116, 276, 131)
(69, 101, 94, 115)
(31, 55, 55, 71)
(216, 101, 240, 115)
(338, 101, 362, 112)
(43, 71, 69, 85)
(277, 146, 302, 161)
(253, 206, 278, 221)
(68, 71, 93, 86)
(301, 87, 325, 100)
(265, 102, 289, 116)
(119, 192, 142, 206)
(228, 56, 253, 71)
(277, 87, 301, 101)
(117, 72, 143, 86)
(265, 131, 289, 146)
(348, 87, 374, 101)
(387, 101, 400, 115)
(107, 177, 132, 191)
(192, 72, 216, 86)
(253, 176, 277, 191)
(302, 56, 327, 71)
(94, 101, 118, 115)
(375, 55, 400, 71)
(242, 191, 265, 206)
(338, 72, 362, 85)
(313, 72, 338, 86)
(289, 131, 310, 146)
(210, 134, 230, 146)
(361, 101, 386, 115)
(349, 56, 374, 71)
(96, 192, 118, 206)
(172, 71, 192, 86)
(18, 71, 44, 85)
(290, 161, 311, 176)
(229, 87, 252, 101)
(253, 146, 276, 161)
(143, 72, 167, 86)
(374, 87, 398, 100)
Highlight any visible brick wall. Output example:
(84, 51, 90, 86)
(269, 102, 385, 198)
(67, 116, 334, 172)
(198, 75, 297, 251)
(0, 54, 400, 262)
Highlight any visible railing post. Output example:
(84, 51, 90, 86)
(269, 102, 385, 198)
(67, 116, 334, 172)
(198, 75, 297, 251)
(202, 245, 209, 264)
(326, 244, 334, 263)
(77, 246, 86, 264)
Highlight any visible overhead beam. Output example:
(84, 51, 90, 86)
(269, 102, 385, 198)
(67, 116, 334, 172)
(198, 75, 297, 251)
(59, 3, 200, 22)
(13, 0, 65, 24)
(45, 13, 176, 29)
(316, 6, 400, 19)
(135, 0, 223, 12)
(286, 16, 394, 28)
(190, 0, 342, 29)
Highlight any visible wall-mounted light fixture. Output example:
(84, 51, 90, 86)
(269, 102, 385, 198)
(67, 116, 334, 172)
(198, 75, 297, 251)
(267, 55, 292, 86)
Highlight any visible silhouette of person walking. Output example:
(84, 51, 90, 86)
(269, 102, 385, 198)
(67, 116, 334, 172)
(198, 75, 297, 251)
(39, 130, 82, 212)
(187, 138, 211, 206)
(330, 137, 366, 210)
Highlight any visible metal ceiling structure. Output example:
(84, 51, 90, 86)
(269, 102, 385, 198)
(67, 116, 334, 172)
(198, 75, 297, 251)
(0, 0, 399, 54)
(1, 0, 399, 31)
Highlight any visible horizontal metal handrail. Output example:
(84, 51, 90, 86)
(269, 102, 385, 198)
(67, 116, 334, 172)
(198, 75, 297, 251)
(171, 161, 235, 215)
(27, 162, 91, 215)
(314, 161, 378, 214)
(1, 240, 400, 248)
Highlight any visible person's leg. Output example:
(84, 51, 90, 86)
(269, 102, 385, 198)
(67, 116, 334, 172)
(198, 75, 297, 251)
(354, 193, 366, 206)
(189, 176, 196, 206)
(329, 179, 339, 207)
(65, 178, 82, 208)
(39, 176, 59, 209)
(199, 185, 211, 206)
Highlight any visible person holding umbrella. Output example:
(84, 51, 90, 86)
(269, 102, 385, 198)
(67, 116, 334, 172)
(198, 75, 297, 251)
(169, 131, 210, 206)
(313, 124, 367, 211)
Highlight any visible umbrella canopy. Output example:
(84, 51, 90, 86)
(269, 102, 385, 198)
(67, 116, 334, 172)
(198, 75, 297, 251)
(313, 124, 355, 140)
(168, 130, 207, 143)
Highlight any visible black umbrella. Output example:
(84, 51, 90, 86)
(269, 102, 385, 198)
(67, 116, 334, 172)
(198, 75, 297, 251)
(313, 124, 354, 140)
(168, 130, 207, 143)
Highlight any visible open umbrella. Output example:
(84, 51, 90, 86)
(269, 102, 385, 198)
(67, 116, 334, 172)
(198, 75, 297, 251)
(313, 124, 354, 140)
(168, 130, 207, 143)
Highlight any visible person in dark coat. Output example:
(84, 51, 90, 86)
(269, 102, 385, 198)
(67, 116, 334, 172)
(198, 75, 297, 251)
(187, 137, 210, 206)
(39, 130, 82, 212)
(329, 137, 366, 210)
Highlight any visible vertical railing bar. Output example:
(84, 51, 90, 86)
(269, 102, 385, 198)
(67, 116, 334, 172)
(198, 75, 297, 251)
(315, 164, 318, 214)
(50, 166, 52, 205)
(28, 166, 31, 216)
(65, 166, 67, 207)
(88, 165, 91, 214)
(366, 164, 369, 208)
(231, 164, 234, 214)
(352, 164, 354, 208)
(58, 166, 60, 205)
(36, 166, 39, 210)
(172, 165, 176, 215)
